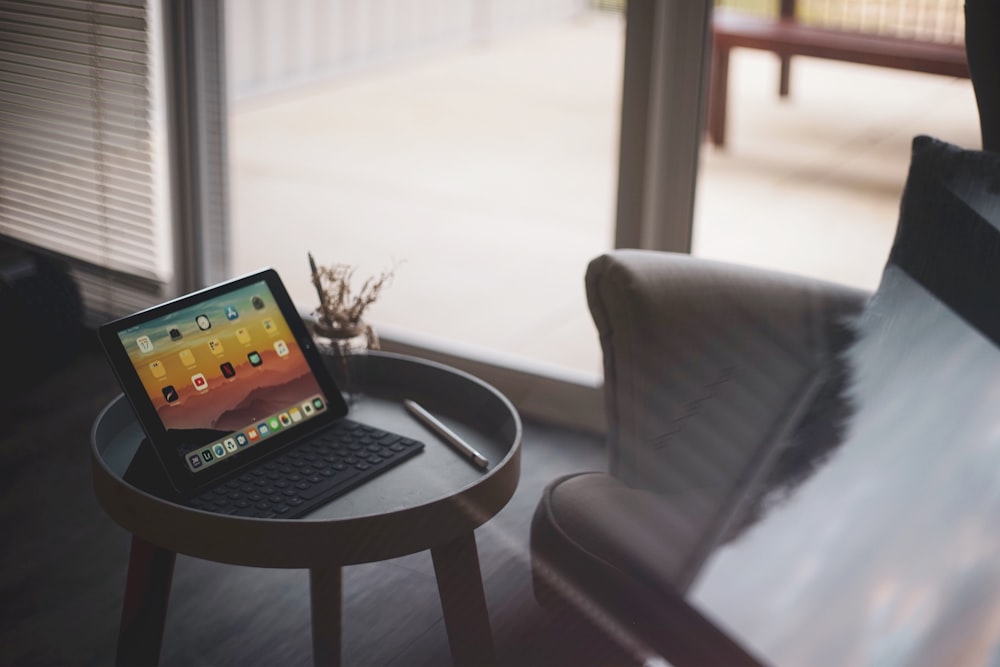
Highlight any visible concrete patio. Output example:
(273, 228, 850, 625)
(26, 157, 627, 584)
(228, 9, 980, 378)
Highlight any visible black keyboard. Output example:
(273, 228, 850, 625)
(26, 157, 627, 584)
(188, 420, 424, 519)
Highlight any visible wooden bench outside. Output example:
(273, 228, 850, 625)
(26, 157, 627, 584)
(708, 0, 970, 148)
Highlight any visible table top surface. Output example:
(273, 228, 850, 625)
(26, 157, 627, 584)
(91, 351, 522, 568)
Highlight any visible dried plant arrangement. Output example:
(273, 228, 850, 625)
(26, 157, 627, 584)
(308, 252, 395, 350)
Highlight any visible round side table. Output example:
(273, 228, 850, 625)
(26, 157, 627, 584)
(91, 351, 522, 666)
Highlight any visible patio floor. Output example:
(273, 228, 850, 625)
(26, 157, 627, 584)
(229, 10, 980, 378)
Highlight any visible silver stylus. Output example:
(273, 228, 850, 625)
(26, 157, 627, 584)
(403, 399, 489, 470)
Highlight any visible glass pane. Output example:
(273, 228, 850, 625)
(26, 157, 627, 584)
(226, 1, 623, 377)
(694, 8, 978, 292)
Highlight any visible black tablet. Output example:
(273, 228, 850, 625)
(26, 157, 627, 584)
(98, 269, 350, 497)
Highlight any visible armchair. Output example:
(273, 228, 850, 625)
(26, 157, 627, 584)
(530, 249, 867, 662)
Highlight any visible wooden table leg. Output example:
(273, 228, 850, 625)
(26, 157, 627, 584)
(310, 566, 343, 667)
(431, 532, 495, 667)
(117, 535, 176, 667)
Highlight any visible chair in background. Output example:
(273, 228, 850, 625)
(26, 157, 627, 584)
(708, 0, 970, 148)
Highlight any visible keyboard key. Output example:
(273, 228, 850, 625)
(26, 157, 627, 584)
(299, 469, 360, 500)
(185, 420, 423, 518)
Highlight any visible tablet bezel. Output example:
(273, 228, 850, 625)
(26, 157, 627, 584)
(97, 268, 350, 498)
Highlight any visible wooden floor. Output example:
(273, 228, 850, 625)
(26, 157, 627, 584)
(0, 340, 640, 666)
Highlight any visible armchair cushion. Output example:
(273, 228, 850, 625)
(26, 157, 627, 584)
(531, 472, 762, 665)
(531, 473, 698, 601)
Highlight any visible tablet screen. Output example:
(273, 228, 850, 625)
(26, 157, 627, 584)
(100, 270, 347, 493)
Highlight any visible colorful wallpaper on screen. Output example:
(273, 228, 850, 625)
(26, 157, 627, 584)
(117, 281, 326, 453)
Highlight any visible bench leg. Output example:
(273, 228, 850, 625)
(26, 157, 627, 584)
(779, 53, 792, 97)
(117, 536, 176, 667)
(310, 566, 343, 667)
(431, 532, 495, 667)
(708, 43, 731, 148)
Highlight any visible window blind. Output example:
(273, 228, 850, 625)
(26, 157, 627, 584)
(0, 0, 164, 318)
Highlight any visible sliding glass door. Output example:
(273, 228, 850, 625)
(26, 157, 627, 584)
(225, 1, 619, 378)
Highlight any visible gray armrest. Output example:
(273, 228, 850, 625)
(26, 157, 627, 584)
(586, 250, 867, 586)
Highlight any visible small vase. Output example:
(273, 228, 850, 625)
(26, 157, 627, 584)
(311, 323, 378, 400)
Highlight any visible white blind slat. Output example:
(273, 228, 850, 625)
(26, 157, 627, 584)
(0, 0, 166, 315)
